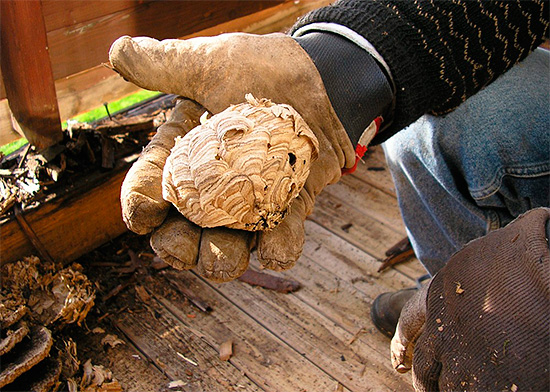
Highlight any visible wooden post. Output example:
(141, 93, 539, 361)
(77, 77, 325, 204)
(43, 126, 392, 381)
(0, 0, 63, 149)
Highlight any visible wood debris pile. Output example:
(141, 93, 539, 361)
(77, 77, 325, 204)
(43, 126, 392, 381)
(0, 256, 121, 391)
(0, 94, 175, 221)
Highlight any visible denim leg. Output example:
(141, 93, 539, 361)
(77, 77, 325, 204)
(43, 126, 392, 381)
(382, 48, 550, 275)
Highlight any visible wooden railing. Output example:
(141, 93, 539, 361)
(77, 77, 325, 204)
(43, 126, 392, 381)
(0, 0, 333, 265)
(1, 0, 333, 149)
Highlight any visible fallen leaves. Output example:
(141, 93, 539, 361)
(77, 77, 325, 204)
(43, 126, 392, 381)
(75, 359, 123, 392)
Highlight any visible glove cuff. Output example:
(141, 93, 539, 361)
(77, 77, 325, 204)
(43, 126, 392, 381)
(293, 31, 394, 147)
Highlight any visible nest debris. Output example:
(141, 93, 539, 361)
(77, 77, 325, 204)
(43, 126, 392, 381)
(0, 256, 120, 391)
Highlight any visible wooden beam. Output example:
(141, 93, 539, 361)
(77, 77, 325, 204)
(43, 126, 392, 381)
(0, 0, 333, 262)
(0, 166, 129, 266)
(41, 0, 140, 32)
(0, 0, 332, 146)
(46, 1, 285, 82)
(0, 0, 63, 150)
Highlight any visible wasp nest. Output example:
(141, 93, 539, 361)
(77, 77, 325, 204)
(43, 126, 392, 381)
(163, 94, 319, 231)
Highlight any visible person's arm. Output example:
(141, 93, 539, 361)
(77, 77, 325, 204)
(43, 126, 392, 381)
(291, 0, 549, 144)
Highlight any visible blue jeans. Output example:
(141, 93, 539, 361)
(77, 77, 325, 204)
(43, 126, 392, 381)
(382, 48, 550, 275)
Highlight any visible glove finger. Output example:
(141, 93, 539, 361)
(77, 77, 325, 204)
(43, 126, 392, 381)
(150, 209, 201, 270)
(110, 36, 210, 105)
(120, 99, 204, 234)
(257, 195, 308, 271)
(390, 284, 429, 373)
(196, 227, 254, 283)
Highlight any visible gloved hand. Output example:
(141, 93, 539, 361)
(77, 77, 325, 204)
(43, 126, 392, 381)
(391, 208, 550, 392)
(110, 33, 356, 282)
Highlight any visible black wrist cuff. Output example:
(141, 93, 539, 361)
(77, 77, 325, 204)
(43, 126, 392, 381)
(293, 31, 394, 145)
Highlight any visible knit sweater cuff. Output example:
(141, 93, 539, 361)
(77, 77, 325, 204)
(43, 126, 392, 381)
(292, 28, 394, 146)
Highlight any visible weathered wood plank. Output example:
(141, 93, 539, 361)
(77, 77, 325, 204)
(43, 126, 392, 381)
(324, 176, 406, 235)
(1, 0, 332, 146)
(185, 0, 333, 38)
(302, 221, 416, 295)
(55, 67, 144, 123)
(41, 0, 140, 32)
(316, 145, 427, 278)
(311, 190, 402, 260)
(352, 145, 396, 197)
(146, 270, 346, 392)
(113, 287, 262, 392)
(0, 0, 63, 149)
(46, 1, 285, 82)
(192, 267, 413, 391)
(263, 249, 415, 389)
(71, 319, 173, 392)
(310, 190, 426, 279)
(254, 242, 412, 355)
(0, 167, 128, 265)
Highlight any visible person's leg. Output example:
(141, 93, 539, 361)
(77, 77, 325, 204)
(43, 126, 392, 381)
(372, 48, 549, 338)
(382, 48, 550, 275)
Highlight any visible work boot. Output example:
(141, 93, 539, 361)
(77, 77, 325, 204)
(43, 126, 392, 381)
(371, 287, 417, 338)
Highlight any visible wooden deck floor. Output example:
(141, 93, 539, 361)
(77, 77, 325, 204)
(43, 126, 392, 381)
(77, 145, 426, 392)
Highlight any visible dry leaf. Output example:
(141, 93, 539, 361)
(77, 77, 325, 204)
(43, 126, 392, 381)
(67, 378, 78, 392)
(101, 334, 125, 348)
(219, 340, 233, 361)
(92, 327, 105, 334)
(135, 285, 151, 302)
(455, 282, 465, 294)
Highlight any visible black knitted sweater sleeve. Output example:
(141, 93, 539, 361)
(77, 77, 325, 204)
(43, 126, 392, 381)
(290, 0, 549, 143)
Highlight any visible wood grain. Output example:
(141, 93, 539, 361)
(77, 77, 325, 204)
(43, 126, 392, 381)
(46, 1, 285, 82)
(0, 168, 128, 265)
(0, 0, 63, 149)
(0, 0, 331, 146)
(149, 271, 346, 392)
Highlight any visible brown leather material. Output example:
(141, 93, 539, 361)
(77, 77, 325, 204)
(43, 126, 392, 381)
(196, 227, 254, 283)
(372, 286, 419, 338)
(150, 210, 201, 271)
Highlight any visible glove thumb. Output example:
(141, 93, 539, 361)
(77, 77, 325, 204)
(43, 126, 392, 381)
(391, 283, 429, 373)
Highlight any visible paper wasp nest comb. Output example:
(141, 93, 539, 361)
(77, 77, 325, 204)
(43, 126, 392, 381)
(163, 94, 319, 231)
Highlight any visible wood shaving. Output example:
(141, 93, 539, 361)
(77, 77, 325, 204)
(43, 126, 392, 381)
(219, 340, 233, 361)
(176, 352, 198, 366)
(101, 334, 125, 348)
(135, 285, 151, 302)
(168, 380, 188, 389)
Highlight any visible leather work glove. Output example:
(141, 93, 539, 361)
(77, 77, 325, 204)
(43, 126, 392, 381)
(109, 33, 357, 282)
(391, 208, 550, 392)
